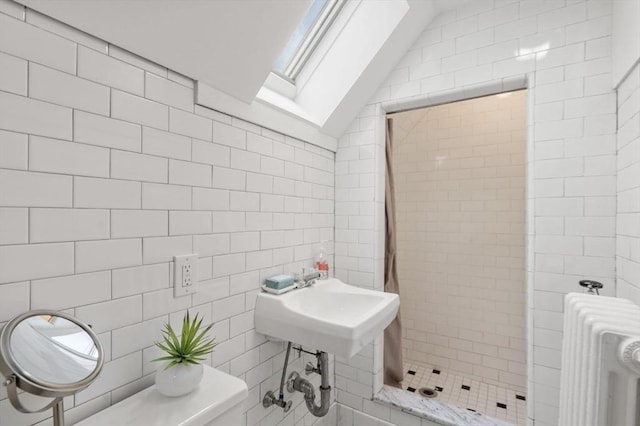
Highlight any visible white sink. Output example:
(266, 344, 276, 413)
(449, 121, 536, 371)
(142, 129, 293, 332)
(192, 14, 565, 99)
(254, 278, 399, 358)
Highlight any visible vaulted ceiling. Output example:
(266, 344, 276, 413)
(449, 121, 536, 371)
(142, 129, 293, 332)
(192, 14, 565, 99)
(19, 0, 311, 103)
(18, 0, 465, 147)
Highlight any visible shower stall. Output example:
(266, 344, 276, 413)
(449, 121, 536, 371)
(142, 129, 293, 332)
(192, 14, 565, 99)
(388, 90, 527, 425)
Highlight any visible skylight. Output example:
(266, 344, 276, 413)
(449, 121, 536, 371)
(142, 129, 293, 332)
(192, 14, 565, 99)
(273, 0, 345, 82)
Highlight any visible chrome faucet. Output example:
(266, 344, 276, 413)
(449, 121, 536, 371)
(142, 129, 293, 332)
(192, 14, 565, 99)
(298, 270, 322, 288)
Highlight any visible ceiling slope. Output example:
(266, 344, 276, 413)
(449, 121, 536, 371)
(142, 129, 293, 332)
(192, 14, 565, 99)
(18, 0, 310, 103)
(18, 0, 467, 147)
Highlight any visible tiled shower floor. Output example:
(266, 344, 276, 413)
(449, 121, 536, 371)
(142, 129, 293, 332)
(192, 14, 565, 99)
(401, 361, 527, 426)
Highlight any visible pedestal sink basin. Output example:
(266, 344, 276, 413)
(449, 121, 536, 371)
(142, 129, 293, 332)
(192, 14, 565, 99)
(254, 278, 399, 358)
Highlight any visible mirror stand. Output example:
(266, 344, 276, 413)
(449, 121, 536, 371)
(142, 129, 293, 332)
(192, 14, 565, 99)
(4, 373, 66, 426)
(0, 310, 104, 426)
(53, 399, 64, 426)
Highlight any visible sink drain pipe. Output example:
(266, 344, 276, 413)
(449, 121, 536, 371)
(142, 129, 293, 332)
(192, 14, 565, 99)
(287, 351, 331, 417)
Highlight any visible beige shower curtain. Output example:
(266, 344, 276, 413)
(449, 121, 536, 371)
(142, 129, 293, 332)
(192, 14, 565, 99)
(383, 117, 403, 388)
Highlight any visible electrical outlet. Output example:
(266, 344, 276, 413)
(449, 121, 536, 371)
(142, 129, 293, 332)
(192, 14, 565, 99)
(183, 263, 192, 286)
(174, 254, 199, 297)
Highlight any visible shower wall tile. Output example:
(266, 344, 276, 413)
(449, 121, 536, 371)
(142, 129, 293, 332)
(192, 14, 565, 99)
(0, 7, 334, 426)
(393, 91, 524, 391)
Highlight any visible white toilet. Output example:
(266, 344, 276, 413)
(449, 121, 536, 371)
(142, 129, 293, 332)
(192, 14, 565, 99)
(76, 365, 248, 426)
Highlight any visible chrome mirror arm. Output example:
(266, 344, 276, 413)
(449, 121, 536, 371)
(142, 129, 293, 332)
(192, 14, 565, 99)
(4, 374, 62, 416)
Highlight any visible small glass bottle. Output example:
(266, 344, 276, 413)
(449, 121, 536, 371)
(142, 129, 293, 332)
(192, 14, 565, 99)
(315, 242, 329, 280)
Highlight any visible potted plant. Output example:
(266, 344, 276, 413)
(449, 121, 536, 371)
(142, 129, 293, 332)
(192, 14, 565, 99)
(153, 311, 216, 397)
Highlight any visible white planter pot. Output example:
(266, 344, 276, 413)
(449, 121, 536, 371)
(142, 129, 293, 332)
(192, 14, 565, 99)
(155, 362, 204, 397)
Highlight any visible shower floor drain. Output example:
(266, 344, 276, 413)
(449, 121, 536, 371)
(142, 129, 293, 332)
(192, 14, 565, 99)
(418, 387, 437, 398)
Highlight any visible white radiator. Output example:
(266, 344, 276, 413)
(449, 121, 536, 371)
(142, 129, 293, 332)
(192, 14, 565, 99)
(559, 293, 640, 426)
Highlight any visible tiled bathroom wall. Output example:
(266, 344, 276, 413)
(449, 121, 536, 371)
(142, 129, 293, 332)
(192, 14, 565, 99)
(391, 92, 527, 392)
(0, 3, 334, 425)
(334, 1, 617, 425)
(0, 1, 630, 426)
(616, 61, 640, 303)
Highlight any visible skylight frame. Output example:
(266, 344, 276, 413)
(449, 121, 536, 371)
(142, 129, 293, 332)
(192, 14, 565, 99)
(275, 0, 346, 82)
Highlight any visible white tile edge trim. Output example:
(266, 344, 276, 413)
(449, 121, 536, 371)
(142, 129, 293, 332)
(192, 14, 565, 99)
(382, 75, 528, 114)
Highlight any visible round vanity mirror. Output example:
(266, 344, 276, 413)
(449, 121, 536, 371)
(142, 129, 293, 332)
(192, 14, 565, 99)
(0, 310, 104, 426)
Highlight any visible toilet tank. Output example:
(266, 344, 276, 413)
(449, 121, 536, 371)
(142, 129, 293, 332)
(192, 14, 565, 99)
(76, 365, 248, 426)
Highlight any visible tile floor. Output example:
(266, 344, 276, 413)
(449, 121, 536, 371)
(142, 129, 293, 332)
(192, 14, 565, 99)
(401, 361, 527, 426)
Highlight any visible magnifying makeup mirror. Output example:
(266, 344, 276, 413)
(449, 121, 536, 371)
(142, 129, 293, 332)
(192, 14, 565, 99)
(0, 310, 104, 426)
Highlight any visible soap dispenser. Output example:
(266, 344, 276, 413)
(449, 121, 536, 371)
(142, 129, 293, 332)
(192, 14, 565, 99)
(315, 241, 329, 279)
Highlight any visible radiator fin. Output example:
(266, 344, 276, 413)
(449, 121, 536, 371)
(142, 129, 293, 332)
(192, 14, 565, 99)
(559, 293, 640, 426)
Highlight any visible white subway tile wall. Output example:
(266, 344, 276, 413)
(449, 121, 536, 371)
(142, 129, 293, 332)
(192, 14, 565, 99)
(617, 62, 640, 303)
(0, 4, 334, 426)
(0, 0, 632, 425)
(392, 92, 526, 392)
(334, 1, 616, 426)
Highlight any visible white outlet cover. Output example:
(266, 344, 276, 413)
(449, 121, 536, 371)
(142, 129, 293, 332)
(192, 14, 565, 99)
(174, 254, 199, 297)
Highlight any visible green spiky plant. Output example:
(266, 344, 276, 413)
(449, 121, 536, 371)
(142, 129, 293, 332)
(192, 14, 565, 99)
(153, 311, 216, 370)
